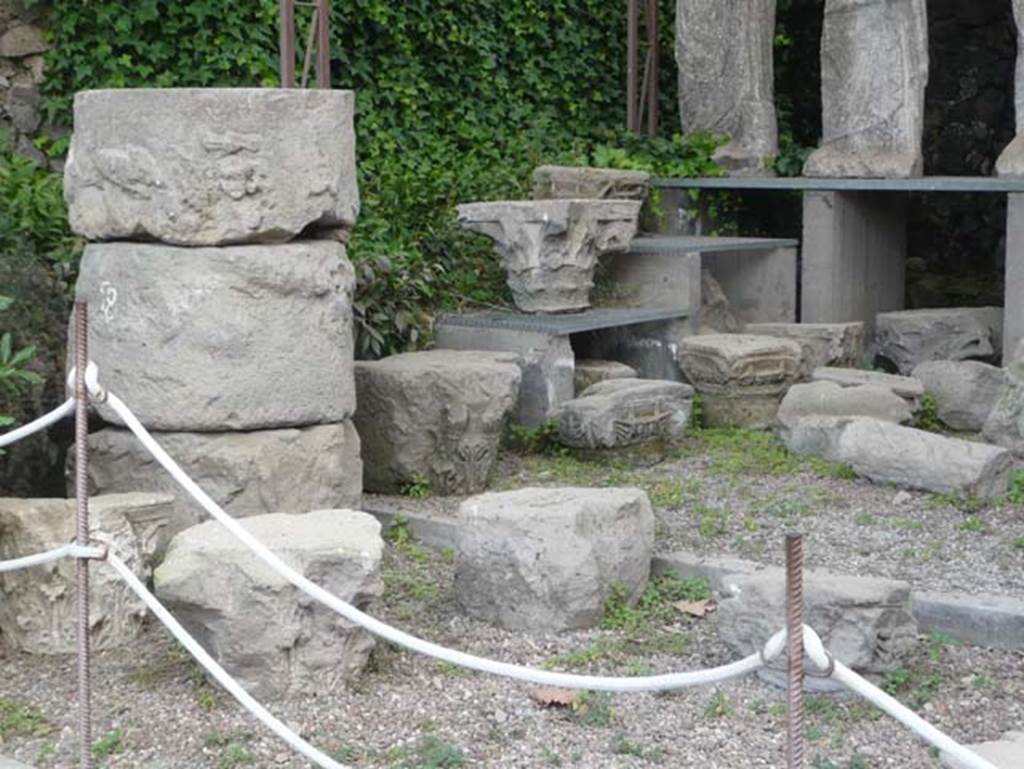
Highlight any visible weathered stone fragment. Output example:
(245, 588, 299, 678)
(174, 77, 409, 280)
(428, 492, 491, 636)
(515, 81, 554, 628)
(154, 510, 382, 699)
(996, 0, 1024, 177)
(76, 423, 363, 554)
(699, 269, 743, 334)
(556, 378, 693, 449)
(812, 366, 924, 408)
(784, 417, 1013, 498)
(531, 166, 650, 201)
(455, 487, 654, 631)
(982, 341, 1024, 457)
(354, 351, 521, 494)
(70, 241, 356, 431)
(875, 308, 1000, 375)
(456, 199, 641, 312)
(64, 89, 359, 245)
(776, 381, 912, 431)
(675, 0, 778, 175)
(0, 24, 48, 57)
(716, 563, 916, 673)
(804, 0, 928, 178)
(0, 493, 174, 653)
(676, 334, 801, 428)
(574, 359, 638, 395)
(912, 360, 1005, 432)
(746, 322, 865, 377)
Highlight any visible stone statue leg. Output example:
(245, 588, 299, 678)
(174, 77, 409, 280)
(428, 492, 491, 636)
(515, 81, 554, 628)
(997, 0, 1024, 177)
(675, 0, 778, 176)
(804, 0, 929, 178)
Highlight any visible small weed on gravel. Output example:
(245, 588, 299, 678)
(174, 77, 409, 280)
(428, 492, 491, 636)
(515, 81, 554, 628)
(1007, 469, 1024, 505)
(569, 691, 614, 728)
(1012, 536, 1024, 552)
(609, 733, 666, 762)
(386, 735, 464, 768)
(602, 572, 710, 633)
(704, 690, 734, 719)
(0, 697, 51, 739)
(914, 393, 944, 433)
(91, 728, 124, 758)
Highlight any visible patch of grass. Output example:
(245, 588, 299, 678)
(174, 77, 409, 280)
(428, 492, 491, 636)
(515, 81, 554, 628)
(545, 632, 690, 671)
(689, 393, 705, 430)
(0, 697, 52, 739)
(959, 515, 986, 533)
(91, 729, 124, 758)
(854, 512, 877, 526)
(506, 419, 569, 456)
(386, 515, 431, 562)
(609, 733, 665, 762)
(704, 690, 734, 719)
(387, 736, 464, 769)
(697, 504, 730, 538)
(1012, 536, 1024, 552)
(687, 428, 855, 480)
(882, 666, 945, 708)
(601, 572, 711, 633)
(218, 743, 254, 769)
(570, 691, 614, 728)
(915, 393, 945, 433)
(888, 516, 924, 530)
(402, 472, 433, 499)
(1008, 469, 1024, 505)
(748, 494, 812, 520)
(925, 491, 987, 514)
(645, 479, 685, 509)
(189, 665, 220, 711)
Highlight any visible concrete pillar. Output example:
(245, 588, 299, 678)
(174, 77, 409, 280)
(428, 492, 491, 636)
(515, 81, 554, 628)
(1005, 193, 1024, 360)
(704, 245, 797, 324)
(801, 191, 906, 333)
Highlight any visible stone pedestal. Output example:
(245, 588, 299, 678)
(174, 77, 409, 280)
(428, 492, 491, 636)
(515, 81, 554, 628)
(556, 379, 694, 449)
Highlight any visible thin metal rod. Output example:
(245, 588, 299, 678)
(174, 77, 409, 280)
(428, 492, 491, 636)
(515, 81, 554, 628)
(316, 0, 331, 89)
(627, 0, 639, 132)
(280, 0, 296, 88)
(785, 533, 805, 769)
(74, 301, 92, 769)
(300, 7, 318, 89)
(645, 0, 658, 137)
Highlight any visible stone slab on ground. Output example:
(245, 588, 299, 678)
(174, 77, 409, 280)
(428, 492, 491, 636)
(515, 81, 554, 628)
(875, 308, 1002, 375)
(940, 731, 1024, 769)
(776, 380, 913, 431)
(455, 487, 655, 631)
(556, 378, 693, 449)
(531, 165, 650, 201)
(354, 350, 521, 495)
(154, 510, 383, 699)
(983, 341, 1024, 457)
(0, 493, 174, 653)
(71, 241, 356, 431)
(574, 359, 638, 396)
(912, 592, 1024, 652)
(677, 334, 801, 428)
(746, 322, 865, 377)
(0, 756, 36, 769)
(64, 88, 359, 245)
(78, 422, 362, 554)
(812, 366, 924, 407)
(912, 360, 1005, 432)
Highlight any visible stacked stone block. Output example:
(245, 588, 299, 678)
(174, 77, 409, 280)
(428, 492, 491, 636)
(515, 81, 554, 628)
(65, 89, 363, 540)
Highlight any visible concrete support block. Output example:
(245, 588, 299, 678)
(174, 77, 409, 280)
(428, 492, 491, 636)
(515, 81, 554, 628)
(1005, 193, 1024, 360)
(704, 245, 797, 324)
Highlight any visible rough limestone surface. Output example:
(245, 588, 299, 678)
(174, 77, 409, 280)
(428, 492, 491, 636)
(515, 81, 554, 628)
(455, 487, 655, 631)
(556, 378, 694, 449)
(875, 308, 1000, 375)
(776, 381, 913, 431)
(996, 0, 1024, 176)
(354, 351, 521, 495)
(746, 322, 865, 378)
(717, 565, 916, 673)
(77, 423, 363, 554)
(0, 493, 174, 654)
(574, 359, 638, 395)
(64, 89, 359, 245)
(941, 731, 1024, 769)
(675, 0, 778, 175)
(456, 199, 641, 312)
(531, 166, 650, 201)
(983, 340, 1024, 457)
(699, 269, 743, 334)
(71, 241, 356, 431)
(0, 24, 48, 57)
(912, 360, 1005, 432)
(784, 417, 1013, 498)
(812, 367, 924, 408)
(676, 334, 801, 428)
(804, 0, 928, 178)
(154, 510, 383, 699)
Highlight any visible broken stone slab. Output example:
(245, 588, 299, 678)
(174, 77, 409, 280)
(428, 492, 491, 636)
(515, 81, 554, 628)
(70, 241, 356, 431)
(746, 322, 865, 378)
(783, 417, 1013, 498)
(456, 199, 641, 313)
(940, 731, 1024, 769)
(812, 366, 924, 409)
(996, 0, 1024, 177)
(776, 381, 913, 431)
(74, 422, 362, 557)
(0, 24, 49, 57)
(0, 493, 174, 654)
(154, 510, 383, 699)
(64, 88, 359, 245)
(803, 0, 928, 178)
(455, 487, 654, 631)
(574, 359, 638, 395)
(556, 378, 694, 449)
(354, 350, 521, 495)
(531, 166, 650, 201)
(675, 0, 778, 175)
(913, 591, 1024, 652)
(875, 308, 1001, 375)
(912, 360, 1005, 432)
(676, 334, 802, 428)
(982, 341, 1024, 457)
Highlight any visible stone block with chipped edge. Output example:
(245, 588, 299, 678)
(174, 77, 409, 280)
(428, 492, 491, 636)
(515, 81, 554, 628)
(746, 322, 865, 377)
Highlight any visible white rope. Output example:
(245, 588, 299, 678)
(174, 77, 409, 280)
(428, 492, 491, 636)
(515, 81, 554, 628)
(104, 388, 775, 692)
(105, 552, 348, 769)
(0, 398, 75, 449)
(0, 543, 104, 573)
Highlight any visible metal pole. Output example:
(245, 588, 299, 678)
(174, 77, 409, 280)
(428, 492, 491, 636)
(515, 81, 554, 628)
(785, 533, 806, 769)
(316, 0, 331, 89)
(280, 0, 296, 88)
(74, 302, 92, 769)
(645, 0, 658, 137)
(627, 0, 639, 132)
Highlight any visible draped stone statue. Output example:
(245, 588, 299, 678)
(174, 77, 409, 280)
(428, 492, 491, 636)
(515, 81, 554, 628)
(997, 0, 1024, 176)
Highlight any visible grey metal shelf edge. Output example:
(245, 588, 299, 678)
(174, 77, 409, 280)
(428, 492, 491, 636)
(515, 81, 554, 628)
(435, 306, 690, 335)
(652, 175, 1024, 193)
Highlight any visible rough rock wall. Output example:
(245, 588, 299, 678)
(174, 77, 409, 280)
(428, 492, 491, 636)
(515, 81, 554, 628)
(0, 0, 58, 166)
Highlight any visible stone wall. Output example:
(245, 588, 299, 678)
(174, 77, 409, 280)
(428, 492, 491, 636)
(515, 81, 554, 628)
(0, 0, 56, 166)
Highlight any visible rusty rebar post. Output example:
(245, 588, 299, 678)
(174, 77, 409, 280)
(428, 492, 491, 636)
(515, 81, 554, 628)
(786, 533, 806, 769)
(280, 0, 296, 87)
(74, 302, 92, 769)
(316, 0, 331, 89)
(645, 0, 658, 137)
(627, 0, 639, 132)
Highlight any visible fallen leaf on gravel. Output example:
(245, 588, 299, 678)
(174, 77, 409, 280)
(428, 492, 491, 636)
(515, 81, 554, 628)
(529, 687, 579, 707)
(674, 599, 715, 617)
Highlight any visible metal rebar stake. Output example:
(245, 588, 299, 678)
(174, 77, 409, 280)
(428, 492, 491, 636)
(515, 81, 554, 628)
(786, 533, 805, 769)
(74, 302, 92, 769)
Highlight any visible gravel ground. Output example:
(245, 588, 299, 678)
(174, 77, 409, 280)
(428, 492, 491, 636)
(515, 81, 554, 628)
(1, 539, 1022, 769)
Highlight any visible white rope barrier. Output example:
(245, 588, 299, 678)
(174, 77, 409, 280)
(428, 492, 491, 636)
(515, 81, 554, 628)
(0, 543, 104, 573)
(0, 398, 75, 449)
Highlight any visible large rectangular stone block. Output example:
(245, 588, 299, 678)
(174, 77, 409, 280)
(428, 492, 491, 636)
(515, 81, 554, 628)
(64, 88, 359, 245)
(71, 241, 356, 431)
